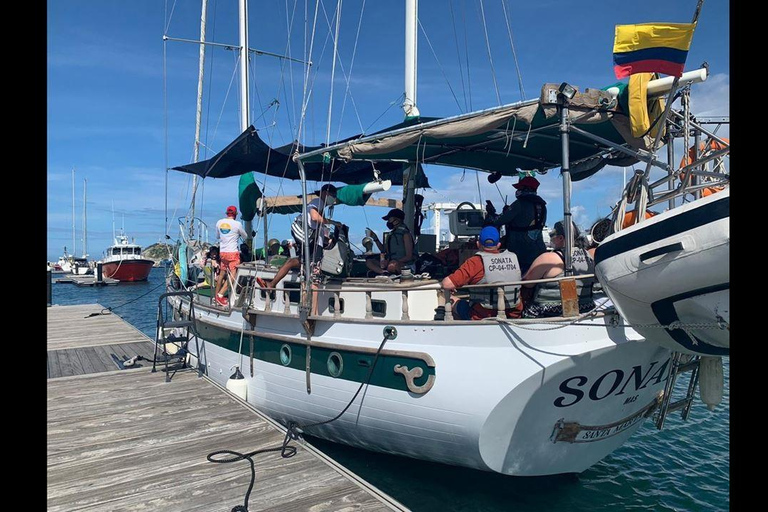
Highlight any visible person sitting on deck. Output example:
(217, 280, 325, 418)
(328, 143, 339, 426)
(256, 184, 340, 291)
(439, 226, 522, 320)
(200, 245, 221, 289)
(521, 220, 596, 318)
(365, 208, 415, 276)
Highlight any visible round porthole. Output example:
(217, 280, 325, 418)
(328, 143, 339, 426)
(279, 344, 292, 366)
(327, 352, 344, 378)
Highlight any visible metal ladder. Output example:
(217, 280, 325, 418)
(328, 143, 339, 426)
(654, 352, 701, 430)
(152, 291, 202, 382)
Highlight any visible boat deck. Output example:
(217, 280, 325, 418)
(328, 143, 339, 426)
(47, 304, 406, 511)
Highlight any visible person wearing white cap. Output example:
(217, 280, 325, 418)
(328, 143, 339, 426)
(493, 175, 547, 274)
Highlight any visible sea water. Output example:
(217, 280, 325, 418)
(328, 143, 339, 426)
(50, 267, 730, 511)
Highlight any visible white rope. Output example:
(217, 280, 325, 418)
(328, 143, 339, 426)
(500, 0, 526, 100)
(478, 0, 502, 105)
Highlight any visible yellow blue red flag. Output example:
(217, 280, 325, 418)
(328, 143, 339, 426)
(613, 23, 696, 78)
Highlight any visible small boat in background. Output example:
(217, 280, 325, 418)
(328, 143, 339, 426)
(101, 233, 154, 282)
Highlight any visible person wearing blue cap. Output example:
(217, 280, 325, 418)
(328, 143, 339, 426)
(439, 226, 522, 320)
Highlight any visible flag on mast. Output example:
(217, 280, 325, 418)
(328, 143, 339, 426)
(613, 23, 696, 78)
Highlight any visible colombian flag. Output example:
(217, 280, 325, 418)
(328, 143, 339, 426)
(613, 23, 696, 79)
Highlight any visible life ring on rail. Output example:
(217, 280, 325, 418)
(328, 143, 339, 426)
(679, 138, 729, 196)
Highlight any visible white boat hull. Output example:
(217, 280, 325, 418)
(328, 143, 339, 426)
(171, 296, 673, 476)
(594, 190, 729, 357)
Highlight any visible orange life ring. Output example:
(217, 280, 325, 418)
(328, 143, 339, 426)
(679, 138, 729, 196)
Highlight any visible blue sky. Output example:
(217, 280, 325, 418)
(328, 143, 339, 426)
(47, 0, 729, 261)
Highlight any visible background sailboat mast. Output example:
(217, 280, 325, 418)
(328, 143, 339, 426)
(71, 168, 76, 257)
(82, 178, 88, 258)
(402, 0, 419, 233)
(188, 0, 208, 239)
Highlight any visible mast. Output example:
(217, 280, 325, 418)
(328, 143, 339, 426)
(189, 0, 208, 239)
(238, 0, 255, 247)
(112, 200, 116, 242)
(72, 168, 76, 257)
(82, 178, 88, 259)
(402, 0, 419, 233)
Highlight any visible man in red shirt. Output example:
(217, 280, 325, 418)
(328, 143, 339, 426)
(441, 226, 523, 320)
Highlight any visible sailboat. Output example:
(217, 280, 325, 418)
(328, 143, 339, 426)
(162, 0, 727, 477)
(70, 177, 93, 275)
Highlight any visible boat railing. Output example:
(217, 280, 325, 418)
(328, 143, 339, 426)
(245, 272, 598, 323)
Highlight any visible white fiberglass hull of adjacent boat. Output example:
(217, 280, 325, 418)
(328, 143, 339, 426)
(594, 189, 729, 357)
(172, 298, 672, 476)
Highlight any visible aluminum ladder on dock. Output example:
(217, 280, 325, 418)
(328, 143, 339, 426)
(152, 291, 202, 382)
(654, 352, 701, 430)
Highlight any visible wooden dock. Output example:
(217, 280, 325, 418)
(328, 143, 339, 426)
(47, 304, 407, 511)
(55, 274, 119, 286)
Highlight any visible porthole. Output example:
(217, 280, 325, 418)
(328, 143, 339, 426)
(279, 344, 292, 366)
(327, 352, 344, 377)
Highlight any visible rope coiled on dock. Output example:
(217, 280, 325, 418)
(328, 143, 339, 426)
(207, 334, 390, 512)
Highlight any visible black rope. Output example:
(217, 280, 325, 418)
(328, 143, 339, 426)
(207, 334, 390, 512)
(84, 279, 168, 318)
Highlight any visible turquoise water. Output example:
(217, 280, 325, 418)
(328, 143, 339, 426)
(51, 267, 730, 511)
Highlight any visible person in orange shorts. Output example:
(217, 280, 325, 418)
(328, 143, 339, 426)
(214, 205, 248, 306)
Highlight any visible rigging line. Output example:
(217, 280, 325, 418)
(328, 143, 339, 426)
(418, 19, 464, 112)
(163, 0, 179, 35)
(335, 0, 367, 142)
(478, 0, 502, 105)
(283, 0, 300, 135)
(501, 0, 525, 101)
(163, 18, 169, 242)
(297, 0, 322, 149)
(462, 0, 473, 111)
(209, 53, 243, 153)
(449, 0, 469, 112)
(363, 93, 406, 134)
(324, 0, 344, 147)
(203, 0, 219, 161)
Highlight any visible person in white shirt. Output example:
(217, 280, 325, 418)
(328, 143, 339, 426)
(214, 205, 248, 306)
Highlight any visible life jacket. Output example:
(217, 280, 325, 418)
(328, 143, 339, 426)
(505, 195, 547, 232)
(530, 248, 595, 307)
(386, 224, 414, 263)
(468, 250, 522, 309)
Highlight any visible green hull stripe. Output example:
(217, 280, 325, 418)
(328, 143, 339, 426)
(195, 322, 435, 392)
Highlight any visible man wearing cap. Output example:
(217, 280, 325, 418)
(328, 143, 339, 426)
(440, 226, 522, 320)
(521, 220, 596, 318)
(365, 208, 415, 276)
(493, 175, 547, 275)
(214, 205, 249, 306)
(258, 184, 340, 291)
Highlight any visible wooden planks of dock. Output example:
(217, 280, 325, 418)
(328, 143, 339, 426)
(47, 304, 406, 511)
